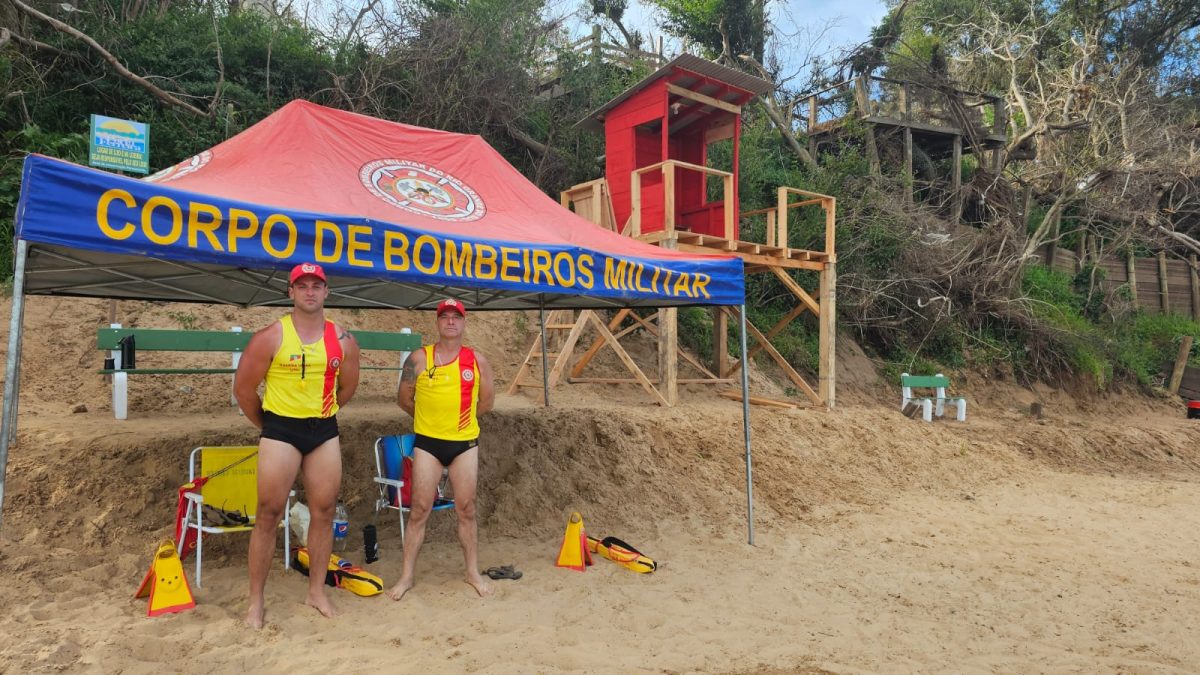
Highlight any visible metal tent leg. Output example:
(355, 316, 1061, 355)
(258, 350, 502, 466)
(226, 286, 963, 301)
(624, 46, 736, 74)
(0, 239, 30, 533)
(738, 304, 754, 545)
(538, 298, 550, 407)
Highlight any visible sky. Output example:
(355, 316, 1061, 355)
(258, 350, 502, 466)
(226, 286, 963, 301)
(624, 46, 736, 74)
(549, 0, 890, 80)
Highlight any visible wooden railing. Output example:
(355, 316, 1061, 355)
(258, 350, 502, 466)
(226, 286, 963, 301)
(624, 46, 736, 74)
(538, 26, 667, 82)
(796, 74, 1006, 138)
(629, 160, 733, 239)
(741, 187, 837, 259)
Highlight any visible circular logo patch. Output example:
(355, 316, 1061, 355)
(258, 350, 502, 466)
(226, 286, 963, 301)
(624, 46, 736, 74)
(329, 357, 342, 370)
(144, 151, 212, 183)
(462, 369, 474, 382)
(360, 159, 485, 222)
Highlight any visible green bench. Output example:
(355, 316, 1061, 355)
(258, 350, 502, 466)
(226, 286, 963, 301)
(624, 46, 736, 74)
(900, 373, 967, 422)
(98, 325, 422, 420)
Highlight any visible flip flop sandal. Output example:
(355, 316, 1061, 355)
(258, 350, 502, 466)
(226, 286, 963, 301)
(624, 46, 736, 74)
(483, 565, 522, 580)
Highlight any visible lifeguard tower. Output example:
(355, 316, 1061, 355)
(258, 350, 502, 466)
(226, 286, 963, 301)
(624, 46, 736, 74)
(511, 55, 837, 409)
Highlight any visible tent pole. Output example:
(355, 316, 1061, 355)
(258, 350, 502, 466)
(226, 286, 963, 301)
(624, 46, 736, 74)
(0, 239, 30, 533)
(538, 298, 550, 407)
(738, 303, 754, 545)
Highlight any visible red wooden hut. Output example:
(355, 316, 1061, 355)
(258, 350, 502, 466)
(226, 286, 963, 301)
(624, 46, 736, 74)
(579, 55, 774, 240)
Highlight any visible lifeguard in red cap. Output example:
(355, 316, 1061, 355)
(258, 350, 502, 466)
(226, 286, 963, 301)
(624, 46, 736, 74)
(234, 262, 361, 628)
(388, 297, 495, 601)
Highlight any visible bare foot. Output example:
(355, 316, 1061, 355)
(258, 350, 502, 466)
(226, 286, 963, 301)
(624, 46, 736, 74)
(305, 590, 339, 619)
(465, 572, 494, 598)
(386, 577, 413, 602)
(245, 602, 265, 629)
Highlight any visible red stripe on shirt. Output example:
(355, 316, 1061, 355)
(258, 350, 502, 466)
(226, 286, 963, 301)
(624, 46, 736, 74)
(321, 321, 343, 417)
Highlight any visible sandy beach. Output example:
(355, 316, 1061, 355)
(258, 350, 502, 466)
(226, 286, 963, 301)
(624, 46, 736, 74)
(1, 296, 1198, 673)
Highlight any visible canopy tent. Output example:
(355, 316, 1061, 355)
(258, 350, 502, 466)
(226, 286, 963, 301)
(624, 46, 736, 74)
(0, 100, 757, 541)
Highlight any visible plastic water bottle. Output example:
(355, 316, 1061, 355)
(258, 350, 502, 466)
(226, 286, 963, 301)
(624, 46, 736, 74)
(333, 502, 349, 552)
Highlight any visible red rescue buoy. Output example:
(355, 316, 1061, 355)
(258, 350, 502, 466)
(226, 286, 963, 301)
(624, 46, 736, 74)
(1188, 400, 1200, 420)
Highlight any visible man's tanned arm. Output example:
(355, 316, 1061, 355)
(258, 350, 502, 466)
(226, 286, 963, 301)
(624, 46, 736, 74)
(397, 349, 422, 417)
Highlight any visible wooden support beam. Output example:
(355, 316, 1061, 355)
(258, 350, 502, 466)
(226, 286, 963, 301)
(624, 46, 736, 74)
(1127, 252, 1138, 310)
(770, 266, 820, 315)
(713, 307, 729, 377)
(903, 128, 913, 204)
(720, 307, 821, 405)
(1191, 254, 1199, 319)
(569, 308, 631, 377)
(626, 310, 721, 380)
(1159, 251, 1170, 313)
(819, 262, 837, 408)
(718, 390, 799, 409)
(765, 209, 776, 247)
(776, 187, 789, 248)
(666, 83, 741, 115)
(584, 310, 670, 406)
(723, 175, 735, 240)
(545, 312, 591, 388)
(1168, 335, 1194, 395)
(951, 135, 962, 223)
(630, 172, 641, 237)
(663, 162, 676, 235)
(726, 303, 806, 373)
(824, 197, 837, 259)
(673, 244, 826, 270)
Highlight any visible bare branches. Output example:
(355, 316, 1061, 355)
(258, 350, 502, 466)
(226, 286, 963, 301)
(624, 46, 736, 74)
(9, 0, 212, 117)
(737, 54, 820, 172)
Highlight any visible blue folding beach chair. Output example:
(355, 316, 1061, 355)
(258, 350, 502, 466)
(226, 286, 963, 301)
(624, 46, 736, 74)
(372, 433, 455, 543)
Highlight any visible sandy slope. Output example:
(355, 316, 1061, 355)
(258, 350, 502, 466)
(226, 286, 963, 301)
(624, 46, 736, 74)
(0, 296, 1198, 673)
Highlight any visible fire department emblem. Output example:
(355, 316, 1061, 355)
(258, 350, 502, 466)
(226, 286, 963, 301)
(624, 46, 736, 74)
(360, 159, 485, 222)
(330, 357, 342, 370)
(144, 151, 212, 183)
(462, 369, 474, 382)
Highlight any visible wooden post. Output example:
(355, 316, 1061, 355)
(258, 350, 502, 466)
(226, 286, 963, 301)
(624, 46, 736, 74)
(1076, 231, 1087, 273)
(1127, 252, 1139, 310)
(722, 175, 734, 240)
(659, 239, 679, 406)
(819, 261, 837, 408)
(713, 308, 729, 378)
(866, 126, 881, 176)
(776, 187, 788, 249)
(854, 74, 871, 116)
(663, 162, 675, 235)
(1159, 251, 1170, 313)
(824, 197, 836, 258)
(903, 128, 913, 204)
(591, 181, 603, 226)
(1191, 254, 1199, 320)
(808, 96, 818, 159)
(951, 134, 962, 223)
(630, 171, 641, 237)
(899, 83, 910, 121)
(1168, 335, 1194, 395)
(590, 24, 601, 66)
(765, 209, 776, 247)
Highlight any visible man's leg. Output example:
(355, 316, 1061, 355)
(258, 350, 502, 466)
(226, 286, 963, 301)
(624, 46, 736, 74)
(299, 437, 342, 619)
(246, 438, 302, 629)
(386, 448, 444, 601)
(447, 447, 493, 597)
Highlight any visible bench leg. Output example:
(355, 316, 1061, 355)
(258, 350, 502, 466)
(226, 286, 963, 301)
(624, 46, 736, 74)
(112, 371, 128, 420)
(922, 400, 933, 422)
(956, 399, 967, 422)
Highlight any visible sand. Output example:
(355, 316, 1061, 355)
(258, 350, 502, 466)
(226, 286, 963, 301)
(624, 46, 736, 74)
(1, 296, 1198, 673)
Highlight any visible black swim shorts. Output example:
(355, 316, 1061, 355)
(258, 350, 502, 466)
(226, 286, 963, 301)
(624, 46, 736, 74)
(260, 410, 339, 455)
(414, 434, 478, 467)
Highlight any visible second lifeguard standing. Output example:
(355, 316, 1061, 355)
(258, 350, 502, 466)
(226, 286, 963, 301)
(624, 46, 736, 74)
(387, 298, 495, 601)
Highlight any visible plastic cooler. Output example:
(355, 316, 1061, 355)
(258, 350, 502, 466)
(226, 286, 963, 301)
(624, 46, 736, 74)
(1189, 401, 1200, 420)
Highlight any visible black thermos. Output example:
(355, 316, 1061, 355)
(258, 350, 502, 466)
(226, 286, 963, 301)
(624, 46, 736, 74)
(363, 524, 378, 564)
(118, 334, 136, 369)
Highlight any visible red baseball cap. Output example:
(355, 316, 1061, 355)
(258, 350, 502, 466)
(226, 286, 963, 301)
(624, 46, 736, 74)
(436, 298, 466, 317)
(289, 262, 327, 285)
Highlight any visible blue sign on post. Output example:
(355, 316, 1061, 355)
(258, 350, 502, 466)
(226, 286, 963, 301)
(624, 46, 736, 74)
(89, 114, 150, 174)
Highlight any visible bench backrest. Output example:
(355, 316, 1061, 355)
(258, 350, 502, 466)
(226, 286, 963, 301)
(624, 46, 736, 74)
(98, 328, 422, 352)
(900, 374, 950, 389)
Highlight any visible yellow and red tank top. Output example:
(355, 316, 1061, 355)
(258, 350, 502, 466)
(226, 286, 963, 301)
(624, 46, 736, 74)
(262, 314, 343, 419)
(413, 344, 480, 441)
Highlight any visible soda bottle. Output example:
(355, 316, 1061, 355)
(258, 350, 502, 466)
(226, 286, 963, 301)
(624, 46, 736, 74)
(332, 502, 349, 552)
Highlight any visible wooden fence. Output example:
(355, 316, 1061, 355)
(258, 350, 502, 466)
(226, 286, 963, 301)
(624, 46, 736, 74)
(1038, 245, 1200, 320)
